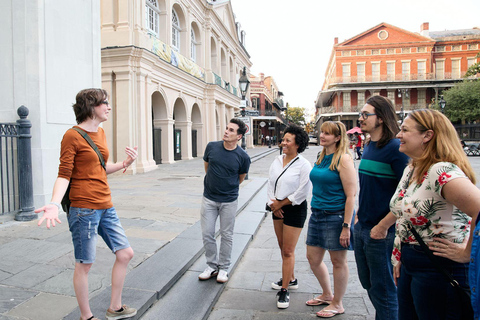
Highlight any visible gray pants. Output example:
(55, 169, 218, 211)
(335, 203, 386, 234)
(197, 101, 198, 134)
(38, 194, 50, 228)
(200, 196, 238, 271)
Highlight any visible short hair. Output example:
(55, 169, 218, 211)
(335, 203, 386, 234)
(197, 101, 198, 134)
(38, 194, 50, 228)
(365, 95, 399, 148)
(283, 124, 309, 153)
(316, 121, 349, 170)
(229, 118, 247, 137)
(73, 88, 108, 124)
(407, 109, 476, 184)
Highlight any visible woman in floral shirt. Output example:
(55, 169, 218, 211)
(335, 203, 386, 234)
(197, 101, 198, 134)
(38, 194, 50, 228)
(390, 109, 480, 319)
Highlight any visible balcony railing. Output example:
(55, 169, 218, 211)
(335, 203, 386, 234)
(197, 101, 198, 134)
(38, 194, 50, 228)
(212, 72, 239, 97)
(326, 72, 478, 87)
(318, 103, 428, 115)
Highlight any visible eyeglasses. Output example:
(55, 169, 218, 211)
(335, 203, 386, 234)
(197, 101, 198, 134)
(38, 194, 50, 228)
(359, 112, 376, 119)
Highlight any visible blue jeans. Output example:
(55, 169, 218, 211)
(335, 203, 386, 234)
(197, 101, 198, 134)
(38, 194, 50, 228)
(469, 222, 480, 320)
(200, 197, 238, 271)
(354, 223, 398, 320)
(67, 207, 130, 264)
(399, 243, 470, 320)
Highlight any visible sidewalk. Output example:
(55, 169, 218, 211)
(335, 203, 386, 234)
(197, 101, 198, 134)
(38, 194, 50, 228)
(0, 146, 274, 320)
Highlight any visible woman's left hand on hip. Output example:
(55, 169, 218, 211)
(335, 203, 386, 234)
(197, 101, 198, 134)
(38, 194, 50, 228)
(428, 237, 469, 263)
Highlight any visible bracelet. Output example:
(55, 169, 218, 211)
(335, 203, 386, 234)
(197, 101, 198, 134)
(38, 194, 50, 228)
(50, 202, 62, 211)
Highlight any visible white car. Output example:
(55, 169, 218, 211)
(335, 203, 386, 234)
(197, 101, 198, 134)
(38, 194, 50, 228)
(309, 135, 318, 145)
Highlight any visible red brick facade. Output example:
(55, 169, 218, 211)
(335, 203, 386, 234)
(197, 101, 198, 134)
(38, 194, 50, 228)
(316, 22, 480, 129)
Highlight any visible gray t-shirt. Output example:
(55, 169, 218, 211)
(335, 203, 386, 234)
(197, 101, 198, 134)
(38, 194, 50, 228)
(203, 141, 251, 203)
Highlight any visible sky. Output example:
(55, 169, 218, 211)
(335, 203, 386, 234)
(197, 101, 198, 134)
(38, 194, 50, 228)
(230, 0, 480, 119)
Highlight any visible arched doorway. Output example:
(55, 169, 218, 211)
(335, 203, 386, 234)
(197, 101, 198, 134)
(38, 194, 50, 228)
(191, 103, 203, 157)
(152, 91, 168, 164)
(173, 98, 188, 161)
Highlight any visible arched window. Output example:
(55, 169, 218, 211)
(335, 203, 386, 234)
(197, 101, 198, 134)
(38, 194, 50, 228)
(190, 29, 197, 62)
(172, 9, 180, 51)
(145, 0, 159, 36)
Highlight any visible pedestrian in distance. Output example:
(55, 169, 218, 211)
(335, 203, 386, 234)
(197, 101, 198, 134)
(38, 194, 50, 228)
(354, 95, 409, 320)
(198, 119, 251, 283)
(36, 88, 138, 320)
(306, 121, 356, 318)
(354, 132, 362, 160)
(266, 125, 312, 309)
(391, 109, 479, 319)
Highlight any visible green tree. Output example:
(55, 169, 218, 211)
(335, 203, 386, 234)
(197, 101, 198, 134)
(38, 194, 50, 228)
(465, 52, 480, 78)
(442, 80, 480, 122)
(284, 106, 306, 126)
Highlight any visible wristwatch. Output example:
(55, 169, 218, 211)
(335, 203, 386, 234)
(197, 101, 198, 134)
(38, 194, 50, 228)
(342, 222, 350, 228)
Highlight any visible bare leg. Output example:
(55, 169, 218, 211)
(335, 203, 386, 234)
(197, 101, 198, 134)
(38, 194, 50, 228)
(280, 224, 303, 288)
(109, 247, 134, 310)
(273, 220, 295, 281)
(73, 262, 93, 320)
(306, 245, 333, 301)
(320, 250, 348, 314)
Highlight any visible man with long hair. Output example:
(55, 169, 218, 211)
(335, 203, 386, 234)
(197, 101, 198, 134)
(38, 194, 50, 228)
(353, 95, 409, 320)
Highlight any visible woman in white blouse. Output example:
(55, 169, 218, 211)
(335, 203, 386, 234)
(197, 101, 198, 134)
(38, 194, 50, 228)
(391, 109, 480, 319)
(266, 125, 312, 309)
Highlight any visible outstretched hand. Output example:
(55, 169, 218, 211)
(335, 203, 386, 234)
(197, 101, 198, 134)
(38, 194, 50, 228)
(124, 146, 138, 167)
(35, 204, 62, 229)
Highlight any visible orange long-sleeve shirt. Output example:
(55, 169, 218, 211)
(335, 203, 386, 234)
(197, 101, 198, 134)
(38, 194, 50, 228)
(58, 126, 113, 209)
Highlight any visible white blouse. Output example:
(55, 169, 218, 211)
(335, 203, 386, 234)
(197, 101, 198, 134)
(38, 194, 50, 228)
(267, 154, 312, 206)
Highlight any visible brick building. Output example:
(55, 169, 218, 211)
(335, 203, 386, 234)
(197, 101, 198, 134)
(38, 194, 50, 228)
(315, 22, 480, 130)
(249, 73, 287, 145)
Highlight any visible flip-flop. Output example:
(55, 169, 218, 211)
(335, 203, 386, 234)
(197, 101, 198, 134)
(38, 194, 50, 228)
(306, 298, 332, 306)
(316, 308, 345, 318)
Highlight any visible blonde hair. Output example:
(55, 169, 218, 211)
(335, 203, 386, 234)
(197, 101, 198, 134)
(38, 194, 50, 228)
(316, 121, 349, 171)
(407, 109, 476, 184)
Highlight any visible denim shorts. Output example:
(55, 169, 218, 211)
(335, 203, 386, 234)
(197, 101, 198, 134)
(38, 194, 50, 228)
(306, 208, 354, 251)
(67, 207, 130, 264)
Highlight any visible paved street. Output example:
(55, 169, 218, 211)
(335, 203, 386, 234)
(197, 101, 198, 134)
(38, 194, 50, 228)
(1, 144, 480, 320)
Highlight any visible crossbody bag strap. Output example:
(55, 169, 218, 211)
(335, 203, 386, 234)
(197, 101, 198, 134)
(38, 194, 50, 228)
(72, 127, 106, 171)
(274, 156, 299, 195)
(407, 223, 461, 288)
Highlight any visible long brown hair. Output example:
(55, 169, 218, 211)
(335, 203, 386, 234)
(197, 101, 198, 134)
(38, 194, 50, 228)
(407, 109, 476, 184)
(316, 121, 349, 171)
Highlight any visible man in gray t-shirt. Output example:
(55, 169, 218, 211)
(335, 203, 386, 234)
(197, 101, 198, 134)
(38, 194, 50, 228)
(198, 119, 251, 283)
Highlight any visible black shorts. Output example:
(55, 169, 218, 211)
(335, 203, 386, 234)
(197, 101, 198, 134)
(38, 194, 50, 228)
(269, 200, 307, 228)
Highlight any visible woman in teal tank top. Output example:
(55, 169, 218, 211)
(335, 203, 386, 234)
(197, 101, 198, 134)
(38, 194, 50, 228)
(306, 121, 357, 318)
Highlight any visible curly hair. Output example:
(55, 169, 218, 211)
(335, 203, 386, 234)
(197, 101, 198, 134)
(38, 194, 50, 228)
(73, 88, 108, 124)
(283, 124, 309, 153)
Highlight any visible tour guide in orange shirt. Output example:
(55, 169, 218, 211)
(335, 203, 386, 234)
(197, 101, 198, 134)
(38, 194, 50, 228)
(36, 88, 138, 320)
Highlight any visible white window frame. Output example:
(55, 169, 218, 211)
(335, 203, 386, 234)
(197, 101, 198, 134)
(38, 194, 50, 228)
(145, 0, 160, 36)
(356, 62, 365, 82)
(387, 61, 395, 81)
(190, 29, 197, 62)
(343, 92, 351, 111)
(435, 59, 445, 79)
(402, 60, 411, 80)
(342, 63, 351, 83)
(357, 91, 365, 108)
(417, 59, 426, 80)
(172, 8, 181, 51)
(451, 58, 461, 79)
(418, 89, 426, 107)
(371, 62, 380, 81)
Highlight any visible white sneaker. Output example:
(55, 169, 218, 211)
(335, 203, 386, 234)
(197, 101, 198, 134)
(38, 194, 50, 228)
(216, 269, 229, 283)
(198, 266, 218, 280)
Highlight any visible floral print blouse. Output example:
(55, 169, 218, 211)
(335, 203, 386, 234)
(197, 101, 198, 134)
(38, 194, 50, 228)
(390, 162, 471, 266)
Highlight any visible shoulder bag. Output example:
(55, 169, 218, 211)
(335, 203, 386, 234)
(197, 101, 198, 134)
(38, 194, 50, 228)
(61, 127, 106, 214)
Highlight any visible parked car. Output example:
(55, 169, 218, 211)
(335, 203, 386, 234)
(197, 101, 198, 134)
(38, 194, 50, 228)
(309, 134, 318, 145)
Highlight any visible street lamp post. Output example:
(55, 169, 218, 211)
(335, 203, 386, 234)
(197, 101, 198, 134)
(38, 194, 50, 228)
(439, 95, 446, 114)
(397, 88, 409, 122)
(238, 66, 250, 151)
